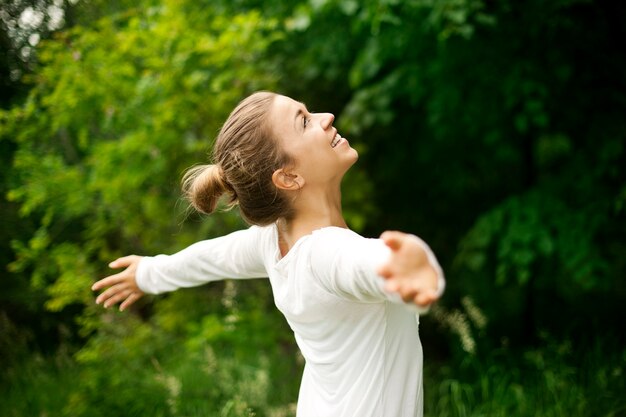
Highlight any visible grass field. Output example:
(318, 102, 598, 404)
(2, 334, 624, 417)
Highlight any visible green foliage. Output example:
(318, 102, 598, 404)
(456, 190, 609, 291)
(424, 336, 626, 417)
(1, 2, 300, 413)
(284, 0, 626, 344)
(60, 281, 299, 416)
(2, 0, 282, 309)
(0, 349, 79, 417)
(1, 0, 625, 415)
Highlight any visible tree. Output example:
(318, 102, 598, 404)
(1, 1, 300, 412)
(280, 0, 626, 344)
(2, 0, 625, 413)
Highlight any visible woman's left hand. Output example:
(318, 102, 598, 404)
(376, 231, 440, 307)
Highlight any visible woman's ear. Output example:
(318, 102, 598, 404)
(272, 168, 305, 191)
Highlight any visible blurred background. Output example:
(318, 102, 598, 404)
(1, 0, 625, 416)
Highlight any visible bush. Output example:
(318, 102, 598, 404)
(424, 335, 626, 417)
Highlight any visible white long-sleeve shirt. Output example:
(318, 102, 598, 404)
(136, 224, 444, 417)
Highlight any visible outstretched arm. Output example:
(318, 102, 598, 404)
(376, 231, 444, 308)
(91, 225, 271, 311)
(92, 255, 145, 311)
(309, 228, 444, 311)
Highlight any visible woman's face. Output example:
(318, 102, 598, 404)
(269, 95, 358, 187)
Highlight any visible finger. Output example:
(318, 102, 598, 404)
(103, 288, 133, 308)
(108, 255, 139, 269)
(95, 282, 128, 305)
(414, 289, 439, 306)
(376, 263, 393, 279)
(386, 280, 416, 302)
(91, 271, 125, 291)
(120, 292, 143, 312)
(384, 280, 400, 293)
(398, 281, 433, 303)
(400, 289, 418, 303)
(379, 231, 404, 251)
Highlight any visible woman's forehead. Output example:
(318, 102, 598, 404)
(270, 95, 306, 132)
(274, 95, 305, 111)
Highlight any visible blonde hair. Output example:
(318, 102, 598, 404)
(182, 92, 295, 225)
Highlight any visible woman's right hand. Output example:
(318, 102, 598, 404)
(92, 255, 145, 311)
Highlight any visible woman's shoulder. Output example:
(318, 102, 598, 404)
(308, 226, 386, 257)
(311, 226, 364, 241)
(248, 223, 277, 234)
(246, 223, 279, 248)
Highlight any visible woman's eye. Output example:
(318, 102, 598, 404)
(303, 117, 309, 128)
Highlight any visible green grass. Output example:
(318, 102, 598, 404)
(2, 335, 624, 417)
(424, 337, 626, 417)
(1, 350, 79, 417)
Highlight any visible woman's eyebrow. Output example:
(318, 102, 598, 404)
(293, 108, 303, 131)
(293, 102, 308, 131)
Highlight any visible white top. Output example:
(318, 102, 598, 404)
(136, 225, 445, 417)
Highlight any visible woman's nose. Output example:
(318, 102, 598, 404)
(319, 113, 335, 130)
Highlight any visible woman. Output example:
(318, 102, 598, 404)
(92, 91, 445, 416)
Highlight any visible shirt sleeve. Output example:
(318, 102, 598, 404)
(135, 226, 270, 294)
(309, 228, 445, 314)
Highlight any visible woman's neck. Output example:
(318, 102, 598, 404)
(277, 185, 347, 256)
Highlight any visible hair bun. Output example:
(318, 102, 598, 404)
(182, 164, 234, 215)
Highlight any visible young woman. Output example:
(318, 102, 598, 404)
(92, 91, 445, 417)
